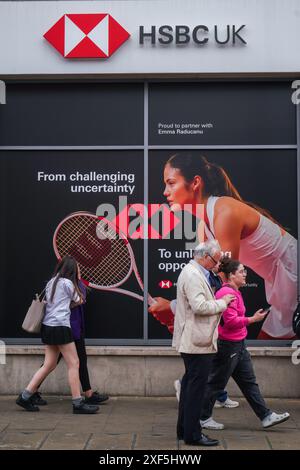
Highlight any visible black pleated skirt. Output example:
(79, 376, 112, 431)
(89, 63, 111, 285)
(41, 324, 73, 345)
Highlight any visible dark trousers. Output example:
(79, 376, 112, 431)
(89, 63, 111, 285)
(73, 336, 91, 392)
(217, 390, 228, 402)
(201, 339, 270, 421)
(177, 353, 214, 442)
(39, 336, 91, 393)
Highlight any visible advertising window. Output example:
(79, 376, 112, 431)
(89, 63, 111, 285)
(0, 150, 144, 339)
(148, 149, 297, 340)
(0, 79, 297, 343)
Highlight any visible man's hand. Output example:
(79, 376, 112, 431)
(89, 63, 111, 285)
(222, 294, 236, 306)
(148, 297, 175, 333)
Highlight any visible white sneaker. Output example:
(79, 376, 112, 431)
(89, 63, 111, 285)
(261, 412, 290, 429)
(200, 417, 225, 430)
(174, 380, 181, 402)
(214, 397, 240, 408)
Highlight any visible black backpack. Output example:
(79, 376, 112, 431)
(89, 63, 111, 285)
(292, 304, 300, 338)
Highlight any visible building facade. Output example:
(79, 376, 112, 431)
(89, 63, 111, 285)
(0, 0, 299, 396)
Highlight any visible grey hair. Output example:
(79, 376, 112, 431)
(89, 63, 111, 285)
(193, 240, 221, 259)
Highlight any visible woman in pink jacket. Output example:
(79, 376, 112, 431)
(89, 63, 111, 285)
(200, 257, 290, 430)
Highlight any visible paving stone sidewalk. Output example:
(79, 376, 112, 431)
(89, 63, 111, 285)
(0, 397, 299, 450)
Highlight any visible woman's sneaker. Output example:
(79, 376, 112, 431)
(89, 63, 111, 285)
(85, 391, 109, 404)
(200, 417, 225, 430)
(16, 394, 39, 412)
(261, 412, 290, 428)
(31, 392, 48, 406)
(73, 400, 99, 414)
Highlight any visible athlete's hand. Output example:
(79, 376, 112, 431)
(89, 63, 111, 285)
(148, 297, 174, 333)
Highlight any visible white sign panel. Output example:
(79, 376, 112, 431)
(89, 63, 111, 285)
(0, 0, 300, 74)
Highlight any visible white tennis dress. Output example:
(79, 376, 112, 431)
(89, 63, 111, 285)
(205, 196, 297, 338)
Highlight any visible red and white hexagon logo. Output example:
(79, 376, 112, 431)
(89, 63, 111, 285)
(159, 280, 173, 289)
(44, 14, 130, 58)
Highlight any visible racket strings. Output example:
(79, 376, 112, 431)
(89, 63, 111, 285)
(55, 215, 132, 287)
(58, 228, 130, 286)
(90, 223, 131, 285)
(57, 215, 92, 256)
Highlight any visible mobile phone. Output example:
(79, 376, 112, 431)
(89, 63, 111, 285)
(263, 308, 271, 314)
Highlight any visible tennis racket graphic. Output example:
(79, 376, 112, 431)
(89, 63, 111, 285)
(53, 211, 155, 305)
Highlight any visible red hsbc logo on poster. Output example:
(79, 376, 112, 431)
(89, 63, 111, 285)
(44, 14, 130, 58)
(159, 280, 173, 289)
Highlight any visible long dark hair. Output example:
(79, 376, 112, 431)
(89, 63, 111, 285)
(166, 153, 278, 224)
(219, 256, 241, 280)
(50, 256, 82, 302)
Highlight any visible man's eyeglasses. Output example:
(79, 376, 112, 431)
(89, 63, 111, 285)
(207, 254, 218, 266)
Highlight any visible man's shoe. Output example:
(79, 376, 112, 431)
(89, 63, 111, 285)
(16, 394, 39, 412)
(84, 391, 109, 404)
(73, 400, 99, 414)
(185, 434, 219, 447)
(200, 417, 224, 430)
(174, 380, 181, 402)
(214, 397, 239, 408)
(262, 412, 290, 429)
(31, 392, 48, 406)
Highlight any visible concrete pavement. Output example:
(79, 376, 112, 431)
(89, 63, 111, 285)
(0, 396, 299, 450)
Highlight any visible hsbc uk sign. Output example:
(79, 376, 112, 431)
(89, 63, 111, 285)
(44, 13, 246, 60)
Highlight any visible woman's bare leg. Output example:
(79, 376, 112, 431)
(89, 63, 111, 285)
(26, 345, 60, 393)
(59, 342, 81, 398)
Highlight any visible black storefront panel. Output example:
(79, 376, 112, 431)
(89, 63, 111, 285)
(149, 81, 296, 145)
(0, 82, 144, 146)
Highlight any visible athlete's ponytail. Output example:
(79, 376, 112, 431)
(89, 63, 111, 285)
(204, 161, 242, 200)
